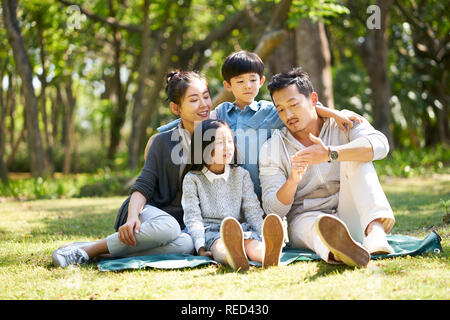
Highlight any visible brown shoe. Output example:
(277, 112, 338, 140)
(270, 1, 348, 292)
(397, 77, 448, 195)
(220, 217, 249, 271)
(315, 214, 370, 268)
(262, 214, 284, 268)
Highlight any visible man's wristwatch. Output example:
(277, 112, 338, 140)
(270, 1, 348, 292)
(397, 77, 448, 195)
(328, 146, 339, 162)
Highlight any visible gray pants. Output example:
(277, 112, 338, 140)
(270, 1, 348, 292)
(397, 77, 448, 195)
(106, 204, 194, 257)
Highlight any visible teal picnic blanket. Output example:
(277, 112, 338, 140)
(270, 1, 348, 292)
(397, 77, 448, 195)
(97, 231, 443, 272)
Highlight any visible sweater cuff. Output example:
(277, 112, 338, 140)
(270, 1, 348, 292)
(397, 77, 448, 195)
(264, 192, 292, 217)
(364, 135, 389, 160)
(194, 238, 205, 253)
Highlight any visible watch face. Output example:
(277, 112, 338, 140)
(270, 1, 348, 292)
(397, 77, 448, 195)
(330, 150, 339, 160)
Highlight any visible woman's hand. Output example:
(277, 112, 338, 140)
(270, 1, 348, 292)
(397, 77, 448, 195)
(198, 247, 213, 259)
(118, 217, 141, 247)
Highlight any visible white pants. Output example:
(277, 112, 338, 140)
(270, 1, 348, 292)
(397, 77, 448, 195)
(288, 161, 395, 263)
(106, 205, 194, 257)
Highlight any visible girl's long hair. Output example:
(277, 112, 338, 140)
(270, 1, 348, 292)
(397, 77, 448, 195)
(182, 119, 240, 179)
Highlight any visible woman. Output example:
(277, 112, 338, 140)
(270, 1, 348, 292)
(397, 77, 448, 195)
(52, 70, 212, 267)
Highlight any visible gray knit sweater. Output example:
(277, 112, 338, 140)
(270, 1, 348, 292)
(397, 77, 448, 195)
(182, 165, 264, 252)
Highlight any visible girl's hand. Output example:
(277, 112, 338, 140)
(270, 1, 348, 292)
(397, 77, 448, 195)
(332, 111, 363, 133)
(118, 217, 141, 247)
(198, 247, 213, 259)
(289, 154, 309, 184)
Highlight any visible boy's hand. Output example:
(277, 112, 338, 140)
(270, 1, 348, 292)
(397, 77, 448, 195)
(332, 111, 363, 133)
(198, 247, 213, 259)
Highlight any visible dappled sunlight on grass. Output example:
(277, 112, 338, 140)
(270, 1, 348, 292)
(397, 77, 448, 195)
(0, 175, 448, 299)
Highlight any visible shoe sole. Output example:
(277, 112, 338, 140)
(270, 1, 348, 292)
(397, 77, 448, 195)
(262, 214, 284, 268)
(315, 215, 370, 268)
(220, 217, 249, 271)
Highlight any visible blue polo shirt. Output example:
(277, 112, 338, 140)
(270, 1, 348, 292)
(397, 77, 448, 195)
(157, 100, 285, 197)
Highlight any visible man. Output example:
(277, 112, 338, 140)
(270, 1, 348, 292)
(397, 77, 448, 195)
(259, 67, 395, 267)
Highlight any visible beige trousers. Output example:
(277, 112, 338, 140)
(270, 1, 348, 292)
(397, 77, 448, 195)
(288, 161, 395, 262)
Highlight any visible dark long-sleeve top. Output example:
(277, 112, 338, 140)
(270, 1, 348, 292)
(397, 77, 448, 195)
(114, 127, 186, 231)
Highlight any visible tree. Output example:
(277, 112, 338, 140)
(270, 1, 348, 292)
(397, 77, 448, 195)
(346, 0, 395, 148)
(2, 0, 47, 177)
(393, 0, 449, 146)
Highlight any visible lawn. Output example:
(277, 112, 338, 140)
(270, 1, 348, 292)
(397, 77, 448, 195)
(0, 174, 449, 300)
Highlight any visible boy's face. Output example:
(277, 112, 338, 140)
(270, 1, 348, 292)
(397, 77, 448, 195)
(223, 72, 265, 108)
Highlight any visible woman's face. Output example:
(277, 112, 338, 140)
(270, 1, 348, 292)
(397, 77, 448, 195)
(211, 125, 235, 165)
(178, 78, 212, 133)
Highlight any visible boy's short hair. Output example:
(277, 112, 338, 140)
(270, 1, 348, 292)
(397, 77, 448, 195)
(221, 51, 264, 83)
(267, 67, 314, 98)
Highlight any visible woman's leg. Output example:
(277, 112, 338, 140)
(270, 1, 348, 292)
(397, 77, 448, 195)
(52, 205, 181, 267)
(104, 205, 181, 258)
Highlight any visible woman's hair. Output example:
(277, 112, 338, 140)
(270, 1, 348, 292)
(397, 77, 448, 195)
(267, 67, 314, 98)
(221, 51, 265, 83)
(165, 70, 209, 105)
(183, 119, 240, 178)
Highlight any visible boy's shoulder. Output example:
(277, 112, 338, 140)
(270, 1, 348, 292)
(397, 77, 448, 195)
(215, 99, 275, 113)
(255, 99, 275, 109)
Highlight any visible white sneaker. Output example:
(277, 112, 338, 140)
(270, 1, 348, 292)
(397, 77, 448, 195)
(52, 246, 89, 268)
(363, 227, 395, 255)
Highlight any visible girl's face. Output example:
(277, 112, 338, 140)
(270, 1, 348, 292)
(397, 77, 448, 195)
(211, 126, 235, 165)
(177, 78, 212, 134)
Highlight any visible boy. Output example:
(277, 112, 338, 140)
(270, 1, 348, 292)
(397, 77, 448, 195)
(154, 51, 359, 197)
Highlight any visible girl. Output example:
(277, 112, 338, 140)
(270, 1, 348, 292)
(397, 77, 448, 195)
(182, 119, 284, 271)
(52, 70, 212, 267)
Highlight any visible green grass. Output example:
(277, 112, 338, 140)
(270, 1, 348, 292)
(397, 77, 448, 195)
(0, 174, 449, 300)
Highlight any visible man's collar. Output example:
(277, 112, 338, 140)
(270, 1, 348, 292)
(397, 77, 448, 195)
(201, 165, 230, 183)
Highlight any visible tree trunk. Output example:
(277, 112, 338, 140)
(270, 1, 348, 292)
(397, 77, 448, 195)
(213, 0, 293, 106)
(6, 73, 15, 151)
(129, 0, 151, 171)
(267, 18, 335, 109)
(60, 77, 76, 174)
(0, 66, 9, 182)
(294, 19, 334, 108)
(51, 86, 61, 146)
(37, 18, 54, 176)
(107, 0, 127, 161)
(359, 0, 395, 149)
(2, 0, 47, 177)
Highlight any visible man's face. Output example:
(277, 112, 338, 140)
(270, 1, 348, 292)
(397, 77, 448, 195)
(272, 84, 318, 134)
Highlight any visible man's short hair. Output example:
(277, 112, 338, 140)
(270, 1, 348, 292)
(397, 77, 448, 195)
(267, 67, 314, 98)
(221, 51, 265, 83)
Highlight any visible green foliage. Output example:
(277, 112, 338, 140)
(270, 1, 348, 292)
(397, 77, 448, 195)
(1, 0, 448, 178)
(442, 199, 450, 225)
(288, 0, 349, 27)
(0, 170, 133, 201)
(374, 144, 450, 178)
